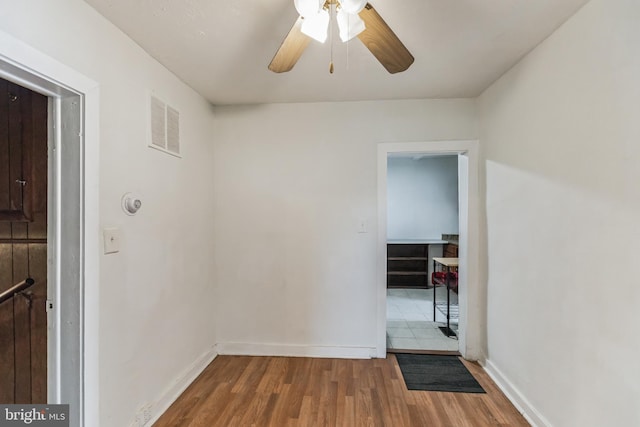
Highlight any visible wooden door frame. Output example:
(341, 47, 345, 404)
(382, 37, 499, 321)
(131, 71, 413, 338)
(376, 140, 482, 360)
(0, 30, 100, 427)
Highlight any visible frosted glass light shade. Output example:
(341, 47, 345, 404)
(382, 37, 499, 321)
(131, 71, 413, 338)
(301, 9, 330, 43)
(294, 0, 323, 18)
(339, 0, 367, 14)
(336, 9, 365, 42)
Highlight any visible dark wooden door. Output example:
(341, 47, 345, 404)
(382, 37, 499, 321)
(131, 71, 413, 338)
(0, 77, 48, 403)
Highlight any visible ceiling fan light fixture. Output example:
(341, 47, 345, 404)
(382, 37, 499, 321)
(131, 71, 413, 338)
(301, 9, 330, 43)
(336, 9, 365, 42)
(269, 1, 414, 74)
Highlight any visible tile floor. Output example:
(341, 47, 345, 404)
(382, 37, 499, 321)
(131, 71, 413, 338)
(386, 288, 459, 352)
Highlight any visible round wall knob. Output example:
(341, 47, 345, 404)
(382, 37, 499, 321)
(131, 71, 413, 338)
(122, 193, 142, 215)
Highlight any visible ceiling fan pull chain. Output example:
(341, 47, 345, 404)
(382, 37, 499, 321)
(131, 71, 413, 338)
(329, 1, 334, 73)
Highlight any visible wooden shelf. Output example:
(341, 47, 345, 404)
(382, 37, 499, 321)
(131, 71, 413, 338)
(432, 257, 459, 267)
(387, 243, 438, 288)
(387, 271, 428, 276)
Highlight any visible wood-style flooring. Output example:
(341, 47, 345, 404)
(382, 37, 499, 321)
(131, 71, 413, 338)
(153, 354, 529, 427)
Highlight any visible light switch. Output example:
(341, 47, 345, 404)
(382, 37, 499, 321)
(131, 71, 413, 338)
(357, 219, 368, 233)
(103, 228, 120, 254)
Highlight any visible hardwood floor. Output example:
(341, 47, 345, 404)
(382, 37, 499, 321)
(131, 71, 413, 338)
(153, 355, 529, 427)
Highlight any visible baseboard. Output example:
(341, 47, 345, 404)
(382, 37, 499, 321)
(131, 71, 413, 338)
(217, 342, 376, 359)
(481, 359, 552, 427)
(143, 345, 218, 427)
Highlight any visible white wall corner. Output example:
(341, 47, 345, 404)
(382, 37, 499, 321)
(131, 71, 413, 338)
(481, 359, 552, 427)
(143, 346, 218, 427)
(217, 342, 376, 360)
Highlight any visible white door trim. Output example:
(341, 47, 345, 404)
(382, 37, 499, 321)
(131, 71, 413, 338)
(0, 29, 100, 427)
(376, 140, 481, 359)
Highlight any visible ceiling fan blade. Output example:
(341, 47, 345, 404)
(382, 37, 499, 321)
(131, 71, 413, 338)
(269, 16, 312, 73)
(357, 3, 414, 74)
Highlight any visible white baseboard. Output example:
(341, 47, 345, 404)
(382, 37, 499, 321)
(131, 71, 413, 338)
(217, 342, 376, 359)
(481, 359, 552, 427)
(143, 345, 218, 427)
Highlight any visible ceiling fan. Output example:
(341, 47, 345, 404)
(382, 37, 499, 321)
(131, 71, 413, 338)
(269, 0, 414, 74)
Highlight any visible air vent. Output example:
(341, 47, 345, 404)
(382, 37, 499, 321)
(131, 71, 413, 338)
(166, 105, 180, 153)
(150, 96, 166, 149)
(149, 95, 180, 157)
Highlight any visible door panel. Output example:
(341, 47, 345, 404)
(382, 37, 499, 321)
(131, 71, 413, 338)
(0, 80, 34, 222)
(0, 77, 47, 404)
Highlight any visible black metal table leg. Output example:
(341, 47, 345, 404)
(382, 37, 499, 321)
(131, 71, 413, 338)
(433, 259, 436, 321)
(446, 266, 451, 334)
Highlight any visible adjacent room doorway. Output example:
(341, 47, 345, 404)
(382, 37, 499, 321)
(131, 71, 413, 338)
(0, 39, 100, 425)
(376, 140, 480, 360)
(385, 153, 460, 354)
(0, 77, 48, 403)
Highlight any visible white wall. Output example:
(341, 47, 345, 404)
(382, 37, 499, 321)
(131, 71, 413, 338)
(0, 1, 217, 426)
(387, 156, 458, 240)
(478, 0, 640, 425)
(212, 100, 477, 356)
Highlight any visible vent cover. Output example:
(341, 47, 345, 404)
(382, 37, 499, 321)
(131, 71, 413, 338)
(150, 96, 166, 149)
(166, 105, 180, 153)
(149, 95, 180, 156)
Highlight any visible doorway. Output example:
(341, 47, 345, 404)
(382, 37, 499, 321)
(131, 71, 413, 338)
(0, 77, 48, 402)
(385, 153, 460, 353)
(376, 140, 480, 360)
(1, 35, 100, 426)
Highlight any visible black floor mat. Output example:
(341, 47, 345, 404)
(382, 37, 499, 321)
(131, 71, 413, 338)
(395, 354, 486, 393)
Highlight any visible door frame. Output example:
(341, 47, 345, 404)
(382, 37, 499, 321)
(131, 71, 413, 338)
(377, 140, 481, 359)
(0, 30, 100, 426)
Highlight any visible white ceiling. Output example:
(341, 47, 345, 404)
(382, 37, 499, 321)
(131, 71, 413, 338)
(84, 0, 589, 105)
